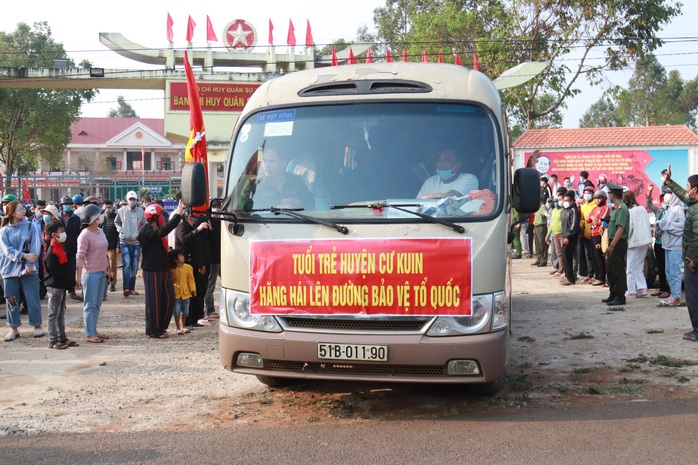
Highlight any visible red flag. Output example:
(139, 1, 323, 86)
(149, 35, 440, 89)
(268, 19, 274, 45)
(183, 51, 209, 204)
(186, 16, 196, 42)
(287, 20, 296, 46)
(472, 52, 479, 71)
(305, 20, 313, 48)
(331, 45, 338, 66)
(365, 48, 373, 63)
(437, 51, 443, 63)
(402, 49, 407, 62)
(348, 47, 356, 64)
(421, 49, 428, 62)
(455, 52, 462, 65)
(386, 49, 393, 62)
(206, 16, 217, 42)
(166, 13, 174, 42)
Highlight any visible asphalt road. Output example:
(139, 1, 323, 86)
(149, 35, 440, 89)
(4, 397, 697, 464)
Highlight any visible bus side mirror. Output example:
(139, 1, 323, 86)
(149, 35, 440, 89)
(181, 162, 207, 207)
(513, 167, 541, 214)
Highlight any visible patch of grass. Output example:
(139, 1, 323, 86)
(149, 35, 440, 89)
(626, 355, 649, 364)
(676, 376, 691, 383)
(572, 367, 596, 374)
(554, 384, 569, 393)
(517, 336, 536, 343)
(620, 364, 642, 373)
(507, 374, 533, 392)
(619, 377, 645, 385)
(609, 385, 643, 394)
(538, 361, 551, 366)
(518, 361, 532, 370)
(257, 396, 273, 405)
(568, 332, 594, 340)
(607, 306, 625, 312)
(307, 417, 320, 423)
(497, 394, 532, 406)
(650, 355, 698, 368)
(586, 387, 603, 395)
(646, 329, 664, 334)
(659, 370, 679, 378)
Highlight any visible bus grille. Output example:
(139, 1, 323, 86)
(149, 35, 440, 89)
(264, 360, 446, 377)
(279, 317, 432, 332)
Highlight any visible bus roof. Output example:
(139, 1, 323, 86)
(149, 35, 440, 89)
(243, 62, 502, 119)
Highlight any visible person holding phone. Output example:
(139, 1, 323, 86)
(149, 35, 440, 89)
(662, 164, 698, 341)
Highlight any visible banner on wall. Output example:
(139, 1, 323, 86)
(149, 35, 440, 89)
(250, 238, 473, 316)
(527, 149, 690, 203)
(169, 82, 260, 112)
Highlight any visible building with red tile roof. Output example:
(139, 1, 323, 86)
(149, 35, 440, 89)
(512, 125, 698, 202)
(25, 117, 186, 202)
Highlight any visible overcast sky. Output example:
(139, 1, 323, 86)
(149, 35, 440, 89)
(1, 0, 696, 128)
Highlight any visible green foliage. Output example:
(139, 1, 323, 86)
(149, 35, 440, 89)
(108, 96, 139, 118)
(0, 22, 96, 186)
(370, 0, 681, 131)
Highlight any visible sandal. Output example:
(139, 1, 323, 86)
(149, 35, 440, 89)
(560, 280, 574, 286)
(61, 339, 80, 347)
(49, 341, 69, 349)
(4, 331, 20, 342)
(682, 331, 698, 342)
(95, 333, 110, 340)
(176, 330, 184, 335)
(86, 336, 103, 343)
(129, 290, 140, 295)
(206, 313, 219, 319)
(197, 319, 213, 326)
(183, 328, 191, 334)
(33, 328, 44, 338)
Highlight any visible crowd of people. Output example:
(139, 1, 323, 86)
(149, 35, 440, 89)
(2, 190, 222, 347)
(515, 156, 698, 343)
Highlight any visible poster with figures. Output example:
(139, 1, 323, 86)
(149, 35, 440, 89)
(528, 149, 690, 203)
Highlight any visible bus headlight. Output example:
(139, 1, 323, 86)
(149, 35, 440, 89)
(223, 288, 282, 332)
(426, 294, 491, 336)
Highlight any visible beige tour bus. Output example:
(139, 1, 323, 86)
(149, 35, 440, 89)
(183, 62, 540, 393)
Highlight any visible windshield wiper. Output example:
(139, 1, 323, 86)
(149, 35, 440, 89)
(330, 202, 465, 234)
(244, 207, 349, 235)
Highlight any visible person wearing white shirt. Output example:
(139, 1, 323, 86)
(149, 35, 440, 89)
(417, 149, 478, 199)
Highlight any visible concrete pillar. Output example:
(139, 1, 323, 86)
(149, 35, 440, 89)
(122, 150, 127, 171)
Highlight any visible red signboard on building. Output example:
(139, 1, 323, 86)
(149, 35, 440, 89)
(250, 238, 473, 316)
(169, 82, 260, 112)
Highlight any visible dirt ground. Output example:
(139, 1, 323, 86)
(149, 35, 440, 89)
(1, 257, 697, 436)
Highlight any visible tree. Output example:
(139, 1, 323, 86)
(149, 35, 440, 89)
(108, 95, 139, 118)
(580, 55, 698, 129)
(370, 0, 682, 131)
(0, 22, 96, 189)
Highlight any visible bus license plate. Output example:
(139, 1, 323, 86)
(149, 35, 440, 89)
(317, 343, 388, 362)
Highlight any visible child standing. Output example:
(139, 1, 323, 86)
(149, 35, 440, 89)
(168, 249, 195, 335)
(44, 222, 77, 349)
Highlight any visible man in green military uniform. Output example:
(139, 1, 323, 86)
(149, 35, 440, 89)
(603, 183, 629, 306)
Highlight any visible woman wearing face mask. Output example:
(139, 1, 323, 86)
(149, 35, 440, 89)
(623, 190, 652, 299)
(578, 186, 597, 283)
(417, 148, 479, 199)
(652, 184, 686, 306)
(545, 194, 566, 277)
(1, 201, 43, 341)
(75, 204, 112, 343)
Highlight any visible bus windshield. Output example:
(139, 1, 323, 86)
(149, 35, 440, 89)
(227, 102, 502, 221)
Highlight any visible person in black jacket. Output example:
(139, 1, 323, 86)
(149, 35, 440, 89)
(204, 199, 222, 319)
(44, 221, 77, 349)
(60, 195, 82, 301)
(137, 200, 183, 339)
(560, 190, 580, 286)
(175, 209, 211, 328)
(100, 200, 120, 294)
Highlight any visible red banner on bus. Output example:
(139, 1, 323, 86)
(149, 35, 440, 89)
(249, 238, 473, 316)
